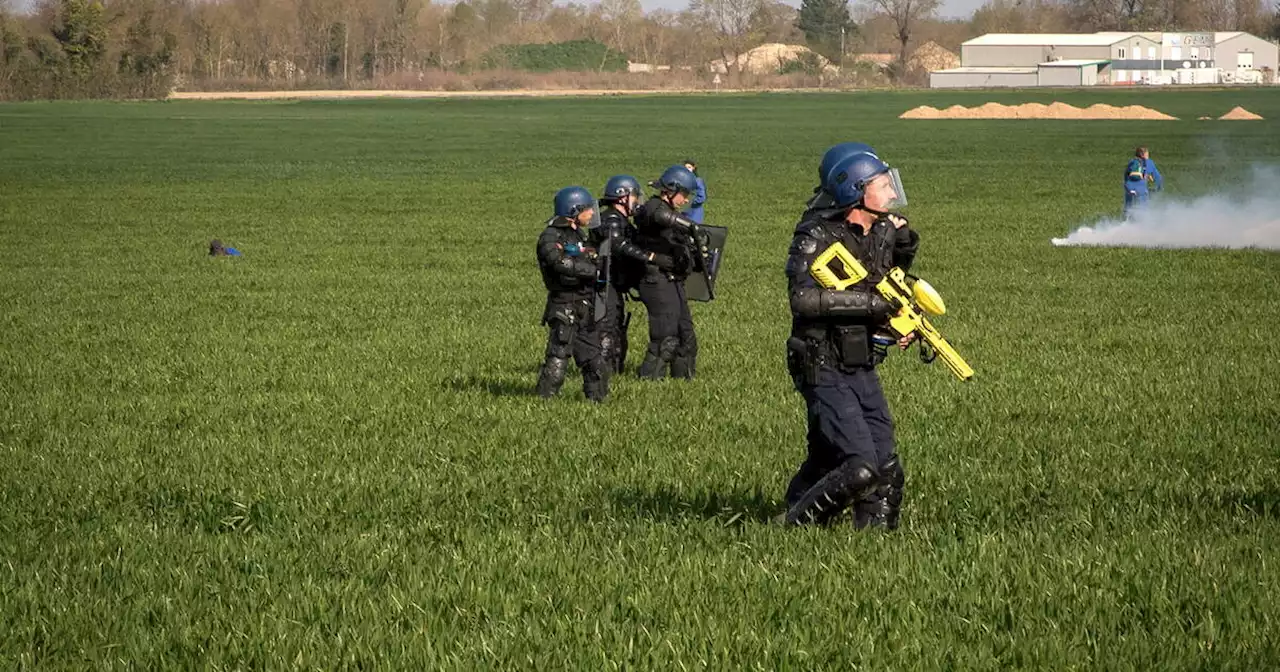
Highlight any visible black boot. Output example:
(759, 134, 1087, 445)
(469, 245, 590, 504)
(637, 337, 677, 381)
(582, 361, 610, 403)
(853, 455, 904, 531)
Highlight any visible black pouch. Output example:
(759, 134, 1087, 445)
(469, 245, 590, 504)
(786, 337, 808, 388)
(833, 325, 870, 369)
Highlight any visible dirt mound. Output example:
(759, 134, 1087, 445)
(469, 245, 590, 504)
(899, 105, 942, 119)
(709, 43, 834, 75)
(1219, 106, 1264, 120)
(899, 101, 1177, 120)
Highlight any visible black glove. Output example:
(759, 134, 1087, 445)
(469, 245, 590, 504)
(650, 252, 675, 271)
(671, 248, 692, 276)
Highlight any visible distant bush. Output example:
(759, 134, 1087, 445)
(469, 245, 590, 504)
(480, 40, 627, 73)
(777, 52, 826, 76)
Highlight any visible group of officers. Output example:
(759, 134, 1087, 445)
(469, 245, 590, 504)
(535, 143, 920, 531)
(535, 162, 708, 403)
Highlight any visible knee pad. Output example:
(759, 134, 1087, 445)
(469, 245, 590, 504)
(658, 336, 679, 362)
(783, 459, 878, 527)
(599, 335, 616, 367)
(536, 357, 569, 397)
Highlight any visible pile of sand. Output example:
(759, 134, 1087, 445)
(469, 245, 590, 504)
(710, 43, 835, 75)
(1219, 106, 1264, 120)
(899, 101, 1177, 120)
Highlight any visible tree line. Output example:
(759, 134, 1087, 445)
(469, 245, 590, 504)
(1, 0, 1277, 99)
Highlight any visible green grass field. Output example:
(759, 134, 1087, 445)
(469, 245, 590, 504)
(2, 88, 1279, 668)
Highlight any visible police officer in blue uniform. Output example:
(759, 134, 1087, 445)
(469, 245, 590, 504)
(779, 145, 920, 529)
(593, 175, 657, 374)
(633, 165, 704, 380)
(535, 186, 610, 402)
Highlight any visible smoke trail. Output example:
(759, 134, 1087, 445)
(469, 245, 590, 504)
(1051, 164, 1280, 251)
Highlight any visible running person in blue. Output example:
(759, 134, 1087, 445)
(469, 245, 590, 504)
(1124, 146, 1162, 218)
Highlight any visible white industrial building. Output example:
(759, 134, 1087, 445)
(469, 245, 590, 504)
(931, 31, 1279, 88)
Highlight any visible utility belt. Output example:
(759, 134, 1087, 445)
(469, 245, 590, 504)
(786, 325, 892, 387)
(541, 293, 593, 326)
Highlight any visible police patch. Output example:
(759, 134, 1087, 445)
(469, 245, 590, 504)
(798, 237, 818, 255)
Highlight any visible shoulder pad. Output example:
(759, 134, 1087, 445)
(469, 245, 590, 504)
(642, 197, 672, 218)
(794, 218, 835, 243)
(600, 208, 627, 228)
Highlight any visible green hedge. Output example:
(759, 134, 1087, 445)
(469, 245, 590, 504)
(481, 40, 627, 73)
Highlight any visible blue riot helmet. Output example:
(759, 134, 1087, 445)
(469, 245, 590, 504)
(824, 150, 908, 212)
(818, 142, 874, 188)
(554, 186, 601, 228)
(601, 175, 644, 203)
(650, 165, 698, 196)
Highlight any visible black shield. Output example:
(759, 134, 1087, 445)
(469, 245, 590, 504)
(686, 225, 727, 303)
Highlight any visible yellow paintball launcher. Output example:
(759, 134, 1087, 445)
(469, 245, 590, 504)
(810, 242, 974, 382)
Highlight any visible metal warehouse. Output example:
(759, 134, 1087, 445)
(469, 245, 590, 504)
(931, 31, 1279, 88)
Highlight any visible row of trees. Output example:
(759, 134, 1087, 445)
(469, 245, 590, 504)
(1, 0, 1278, 99)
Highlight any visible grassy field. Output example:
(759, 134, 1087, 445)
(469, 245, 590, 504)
(2, 88, 1279, 668)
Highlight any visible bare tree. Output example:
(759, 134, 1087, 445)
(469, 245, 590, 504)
(688, 0, 765, 81)
(861, 0, 939, 69)
(599, 0, 641, 68)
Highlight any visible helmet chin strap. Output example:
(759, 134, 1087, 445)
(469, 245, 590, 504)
(858, 201, 890, 218)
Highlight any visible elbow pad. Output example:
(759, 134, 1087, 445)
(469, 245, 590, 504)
(792, 288, 893, 319)
(556, 256, 597, 280)
(651, 206, 697, 231)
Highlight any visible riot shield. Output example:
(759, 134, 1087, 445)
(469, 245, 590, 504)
(685, 224, 727, 303)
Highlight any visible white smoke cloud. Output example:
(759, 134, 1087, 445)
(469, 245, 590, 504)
(1051, 164, 1280, 251)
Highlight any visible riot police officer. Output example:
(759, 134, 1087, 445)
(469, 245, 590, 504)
(535, 186, 610, 402)
(632, 165, 704, 380)
(779, 145, 920, 529)
(593, 175, 662, 374)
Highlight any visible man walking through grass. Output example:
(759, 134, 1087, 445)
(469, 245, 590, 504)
(779, 144, 919, 529)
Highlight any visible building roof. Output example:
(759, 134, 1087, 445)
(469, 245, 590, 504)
(1039, 59, 1111, 67)
(932, 66, 1039, 74)
(1215, 32, 1245, 42)
(964, 33, 1135, 47)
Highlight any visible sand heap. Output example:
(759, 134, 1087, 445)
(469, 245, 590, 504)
(899, 102, 1177, 120)
(709, 43, 835, 75)
(1218, 106, 1264, 120)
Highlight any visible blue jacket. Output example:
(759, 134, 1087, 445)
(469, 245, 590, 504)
(684, 176, 707, 224)
(1144, 158, 1163, 191)
(1125, 157, 1163, 194)
(1125, 158, 1149, 194)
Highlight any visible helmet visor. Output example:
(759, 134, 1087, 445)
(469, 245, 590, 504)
(885, 167, 908, 210)
(578, 203, 602, 230)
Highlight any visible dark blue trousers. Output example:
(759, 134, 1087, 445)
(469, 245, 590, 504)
(785, 367, 896, 506)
